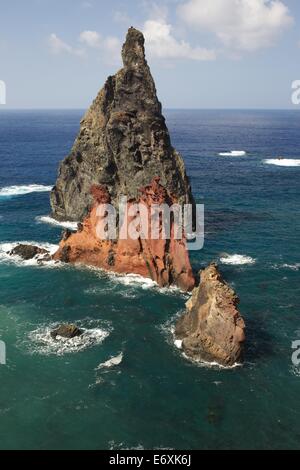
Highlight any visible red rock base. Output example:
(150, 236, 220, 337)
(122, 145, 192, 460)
(53, 178, 195, 292)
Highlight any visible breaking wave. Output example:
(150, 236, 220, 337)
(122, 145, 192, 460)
(0, 241, 59, 266)
(36, 216, 78, 231)
(272, 263, 300, 271)
(0, 184, 53, 197)
(264, 159, 300, 167)
(220, 254, 256, 265)
(95, 352, 123, 370)
(219, 151, 247, 157)
(25, 322, 111, 356)
(111, 273, 158, 289)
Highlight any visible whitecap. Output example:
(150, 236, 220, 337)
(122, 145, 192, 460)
(219, 151, 247, 157)
(0, 184, 53, 197)
(27, 324, 110, 356)
(108, 272, 185, 295)
(275, 263, 300, 271)
(220, 254, 256, 265)
(181, 353, 242, 370)
(0, 241, 59, 266)
(291, 366, 300, 377)
(36, 216, 78, 231)
(282, 263, 300, 271)
(96, 352, 123, 370)
(264, 159, 300, 167)
(112, 273, 158, 289)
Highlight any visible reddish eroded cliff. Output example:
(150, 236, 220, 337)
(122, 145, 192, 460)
(53, 178, 195, 291)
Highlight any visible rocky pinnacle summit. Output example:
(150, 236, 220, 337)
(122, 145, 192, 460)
(50, 27, 194, 222)
(51, 27, 195, 291)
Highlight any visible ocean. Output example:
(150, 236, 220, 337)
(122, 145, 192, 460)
(0, 109, 299, 450)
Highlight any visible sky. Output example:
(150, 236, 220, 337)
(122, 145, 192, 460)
(1, 0, 300, 109)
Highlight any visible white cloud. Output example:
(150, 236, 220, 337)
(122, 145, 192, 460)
(48, 30, 121, 64)
(48, 34, 84, 56)
(178, 0, 293, 52)
(79, 31, 121, 64)
(79, 30, 101, 48)
(143, 19, 216, 60)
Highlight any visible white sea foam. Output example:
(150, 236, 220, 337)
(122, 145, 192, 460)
(219, 151, 247, 157)
(220, 254, 256, 265)
(96, 352, 123, 370)
(109, 441, 145, 451)
(181, 352, 242, 370)
(282, 263, 300, 271)
(27, 324, 110, 356)
(291, 366, 300, 378)
(273, 263, 300, 271)
(36, 216, 78, 231)
(264, 159, 300, 167)
(108, 272, 185, 295)
(174, 340, 183, 350)
(111, 273, 158, 289)
(0, 241, 59, 266)
(0, 184, 53, 197)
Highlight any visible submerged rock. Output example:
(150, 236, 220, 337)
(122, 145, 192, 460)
(175, 264, 246, 366)
(9, 244, 49, 261)
(51, 27, 195, 291)
(50, 324, 83, 340)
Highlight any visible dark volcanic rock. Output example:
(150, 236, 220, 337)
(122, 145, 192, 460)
(62, 229, 72, 241)
(51, 27, 195, 291)
(9, 244, 49, 261)
(175, 264, 246, 366)
(50, 27, 193, 222)
(59, 246, 71, 263)
(50, 324, 83, 340)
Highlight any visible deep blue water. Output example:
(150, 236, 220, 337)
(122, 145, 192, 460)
(0, 109, 299, 450)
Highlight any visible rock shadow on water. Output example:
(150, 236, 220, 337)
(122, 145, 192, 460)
(244, 315, 275, 363)
(206, 401, 225, 427)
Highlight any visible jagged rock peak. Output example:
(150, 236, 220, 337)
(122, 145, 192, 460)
(122, 27, 146, 68)
(50, 27, 195, 290)
(50, 26, 193, 223)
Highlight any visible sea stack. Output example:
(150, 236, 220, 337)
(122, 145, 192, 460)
(175, 264, 246, 366)
(51, 27, 195, 291)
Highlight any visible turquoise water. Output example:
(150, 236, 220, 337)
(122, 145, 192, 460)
(0, 110, 299, 450)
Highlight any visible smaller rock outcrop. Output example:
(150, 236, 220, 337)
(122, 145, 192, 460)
(9, 244, 49, 261)
(175, 263, 245, 366)
(50, 324, 83, 340)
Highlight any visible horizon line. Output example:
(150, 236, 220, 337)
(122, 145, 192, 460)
(0, 107, 299, 111)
